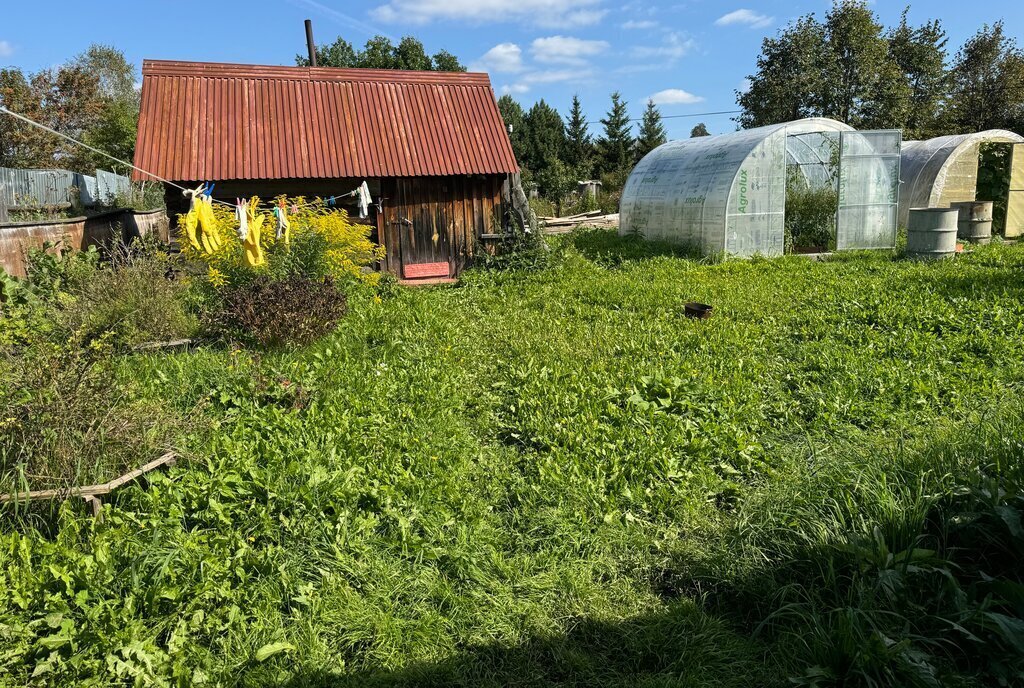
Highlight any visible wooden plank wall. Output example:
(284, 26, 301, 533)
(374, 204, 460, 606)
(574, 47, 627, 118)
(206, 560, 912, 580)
(379, 175, 506, 276)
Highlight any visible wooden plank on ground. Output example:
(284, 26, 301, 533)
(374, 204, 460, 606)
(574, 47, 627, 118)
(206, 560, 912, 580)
(0, 452, 177, 504)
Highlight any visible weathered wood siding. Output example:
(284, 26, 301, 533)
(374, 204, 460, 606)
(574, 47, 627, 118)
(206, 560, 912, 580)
(380, 175, 506, 277)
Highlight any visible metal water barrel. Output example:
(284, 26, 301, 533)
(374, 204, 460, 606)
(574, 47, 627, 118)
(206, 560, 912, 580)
(907, 208, 959, 260)
(951, 201, 993, 244)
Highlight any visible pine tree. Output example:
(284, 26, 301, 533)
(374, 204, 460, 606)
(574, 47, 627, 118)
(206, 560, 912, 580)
(496, 95, 528, 168)
(690, 122, 710, 137)
(596, 92, 633, 175)
(524, 100, 566, 195)
(563, 94, 593, 177)
(635, 99, 667, 161)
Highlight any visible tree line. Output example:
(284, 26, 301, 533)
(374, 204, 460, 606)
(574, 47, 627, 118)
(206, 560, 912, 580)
(738, 2, 1024, 138)
(0, 45, 138, 173)
(496, 93, 711, 206)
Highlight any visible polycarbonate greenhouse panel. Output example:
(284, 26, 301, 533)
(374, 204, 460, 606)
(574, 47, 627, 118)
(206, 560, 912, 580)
(725, 130, 786, 256)
(786, 131, 840, 189)
(621, 118, 870, 258)
(835, 130, 901, 250)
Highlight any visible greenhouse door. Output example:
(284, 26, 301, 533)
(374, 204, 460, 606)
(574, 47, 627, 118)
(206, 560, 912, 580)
(1007, 143, 1024, 239)
(835, 130, 902, 250)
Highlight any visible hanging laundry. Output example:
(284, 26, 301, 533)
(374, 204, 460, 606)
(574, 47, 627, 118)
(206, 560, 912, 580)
(181, 185, 204, 251)
(274, 205, 291, 245)
(357, 181, 372, 219)
(235, 199, 249, 242)
(196, 195, 221, 254)
(244, 198, 266, 267)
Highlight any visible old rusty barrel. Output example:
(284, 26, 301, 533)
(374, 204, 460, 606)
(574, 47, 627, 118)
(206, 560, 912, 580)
(906, 208, 959, 260)
(951, 200, 993, 244)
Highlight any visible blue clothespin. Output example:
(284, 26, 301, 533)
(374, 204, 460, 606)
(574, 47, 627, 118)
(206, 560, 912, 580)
(206, 183, 215, 198)
(328, 196, 335, 206)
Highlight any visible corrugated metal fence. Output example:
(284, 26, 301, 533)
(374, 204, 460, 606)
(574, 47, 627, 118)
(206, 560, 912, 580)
(0, 167, 130, 208)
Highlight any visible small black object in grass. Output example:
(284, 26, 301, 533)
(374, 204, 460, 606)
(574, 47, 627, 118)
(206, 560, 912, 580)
(684, 302, 713, 319)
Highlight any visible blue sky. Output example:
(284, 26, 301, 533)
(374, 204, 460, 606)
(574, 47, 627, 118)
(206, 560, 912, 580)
(1, 1, 1021, 139)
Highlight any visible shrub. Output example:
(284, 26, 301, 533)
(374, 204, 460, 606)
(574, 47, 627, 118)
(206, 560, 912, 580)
(204, 275, 348, 347)
(59, 242, 197, 347)
(24, 242, 100, 302)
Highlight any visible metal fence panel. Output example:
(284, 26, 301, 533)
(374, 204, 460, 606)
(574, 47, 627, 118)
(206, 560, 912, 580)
(76, 174, 98, 206)
(96, 169, 131, 203)
(0, 167, 77, 206)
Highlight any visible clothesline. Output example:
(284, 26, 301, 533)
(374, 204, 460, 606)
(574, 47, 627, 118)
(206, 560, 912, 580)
(0, 104, 372, 214)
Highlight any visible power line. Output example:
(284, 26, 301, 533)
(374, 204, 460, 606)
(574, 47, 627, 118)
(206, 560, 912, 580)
(0, 105, 363, 211)
(0, 104, 238, 206)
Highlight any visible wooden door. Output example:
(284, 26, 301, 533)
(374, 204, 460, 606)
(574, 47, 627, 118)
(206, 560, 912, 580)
(394, 178, 452, 279)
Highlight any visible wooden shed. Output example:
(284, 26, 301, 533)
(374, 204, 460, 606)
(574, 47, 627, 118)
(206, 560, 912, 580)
(133, 60, 523, 280)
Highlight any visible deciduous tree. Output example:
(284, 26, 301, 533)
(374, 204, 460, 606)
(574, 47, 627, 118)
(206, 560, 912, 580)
(690, 122, 710, 137)
(944, 21, 1024, 134)
(298, 35, 466, 71)
(887, 11, 948, 138)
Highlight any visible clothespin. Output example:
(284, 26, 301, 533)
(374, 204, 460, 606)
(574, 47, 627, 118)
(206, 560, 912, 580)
(328, 196, 335, 206)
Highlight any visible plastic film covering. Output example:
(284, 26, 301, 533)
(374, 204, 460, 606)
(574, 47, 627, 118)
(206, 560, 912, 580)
(620, 118, 853, 257)
(836, 130, 902, 250)
(898, 130, 1024, 228)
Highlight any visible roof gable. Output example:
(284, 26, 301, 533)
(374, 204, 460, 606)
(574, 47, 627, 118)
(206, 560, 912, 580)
(133, 60, 519, 182)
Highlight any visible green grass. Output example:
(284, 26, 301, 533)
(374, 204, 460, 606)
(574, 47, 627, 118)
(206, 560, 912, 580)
(3, 230, 1024, 686)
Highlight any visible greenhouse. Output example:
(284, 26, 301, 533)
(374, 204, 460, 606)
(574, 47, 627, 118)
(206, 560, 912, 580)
(898, 130, 1024, 236)
(619, 117, 902, 257)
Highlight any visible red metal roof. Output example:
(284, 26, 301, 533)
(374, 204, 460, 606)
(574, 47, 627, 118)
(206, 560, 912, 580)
(133, 60, 519, 182)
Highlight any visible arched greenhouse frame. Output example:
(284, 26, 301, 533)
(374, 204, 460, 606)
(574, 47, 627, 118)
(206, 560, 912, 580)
(619, 118, 902, 257)
(899, 131, 1024, 236)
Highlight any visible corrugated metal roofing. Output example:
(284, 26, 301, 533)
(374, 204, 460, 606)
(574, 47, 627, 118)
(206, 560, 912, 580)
(133, 60, 519, 182)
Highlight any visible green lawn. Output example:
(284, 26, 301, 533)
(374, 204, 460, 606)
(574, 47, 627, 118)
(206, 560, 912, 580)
(3, 230, 1024, 686)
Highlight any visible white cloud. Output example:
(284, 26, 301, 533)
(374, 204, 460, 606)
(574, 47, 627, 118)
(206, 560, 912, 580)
(737, 77, 752, 94)
(714, 9, 774, 28)
(530, 36, 609, 65)
(649, 88, 705, 105)
(621, 19, 656, 29)
(523, 68, 591, 84)
(473, 43, 525, 73)
(504, 67, 594, 94)
(371, 0, 607, 28)
(631, 32, 695, 61)
(0, 41, 13, 58)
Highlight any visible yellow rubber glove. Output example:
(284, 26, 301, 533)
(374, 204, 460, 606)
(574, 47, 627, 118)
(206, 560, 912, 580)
(197, 197, 219, 254)
(183, 205, 200, 250)
(245, 212, 266, 267)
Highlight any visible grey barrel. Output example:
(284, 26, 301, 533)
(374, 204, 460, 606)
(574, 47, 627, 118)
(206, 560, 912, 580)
(907, 208, 959, 260)
(951, 201, 993, 244)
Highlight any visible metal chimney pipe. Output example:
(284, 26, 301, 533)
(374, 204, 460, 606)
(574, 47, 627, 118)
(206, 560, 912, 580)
(305, 19, 317, 67)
